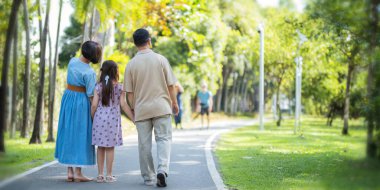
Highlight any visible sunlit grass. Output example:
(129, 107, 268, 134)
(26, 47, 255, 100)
(0, 132, 55, 180)
(184, 112, 255, 129)
(216, 116, 380, 190)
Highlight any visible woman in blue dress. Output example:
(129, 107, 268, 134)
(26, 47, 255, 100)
(55, 41, 102, 182)
(174, 82, 184, 129)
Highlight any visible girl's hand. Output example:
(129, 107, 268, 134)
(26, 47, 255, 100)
(91, 91, 100, 118)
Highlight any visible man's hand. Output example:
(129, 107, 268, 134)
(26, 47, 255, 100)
(172, 103, 179, 116)
(208, 106, 212, 113)
(196, 105, 201, 113)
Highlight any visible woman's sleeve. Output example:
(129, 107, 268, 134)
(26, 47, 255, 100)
(84, 71, 97, 97)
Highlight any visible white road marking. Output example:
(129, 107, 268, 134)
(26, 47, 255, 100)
(204, 119, 258, 190)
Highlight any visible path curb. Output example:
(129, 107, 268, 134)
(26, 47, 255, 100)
(205, 119, 259, 190)
(205, 129, 229, 190)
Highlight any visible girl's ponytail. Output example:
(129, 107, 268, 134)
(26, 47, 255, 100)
(99, 60, 119, 106)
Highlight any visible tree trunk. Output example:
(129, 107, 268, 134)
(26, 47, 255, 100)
(242, 77, 249, 112)
(342, 63, 354, 135)
(253, 83, 260, 112)
(46, 31, 53, 142)
(37, 0, 43, 40)
(366, 0, 379, 158)
(220, 67, 230, 112)
(30, 0, 51, 144)
(236, 76, 243, 113)
(276, 80, 282, 127)
(35, 0, 44, 137)
(238, 67, 247, 112)
(215, 79, 222, 112)
(21, 0, 31, 138)
(82, 11, 88, 43)
(230, 74, 238, 114)
(326, 106, 333, 127)
(10, 16, 18, 139)
(223, 70, 231, 113)
(215, 88, 222, 112)
(46, 0, 62, 142)
(89, 7, 96, 40)
(0, 0, 22, 152)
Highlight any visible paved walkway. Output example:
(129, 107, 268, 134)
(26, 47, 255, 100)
(1, 119, 256, 190)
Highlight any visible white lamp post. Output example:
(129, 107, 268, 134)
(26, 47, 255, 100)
(294, 30, 307, 134)
(257, 23, 265, 131)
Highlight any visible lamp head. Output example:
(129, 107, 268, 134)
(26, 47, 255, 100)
(257, 23, 264, 33)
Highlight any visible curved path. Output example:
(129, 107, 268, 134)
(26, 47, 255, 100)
(0, 119, 256, 190)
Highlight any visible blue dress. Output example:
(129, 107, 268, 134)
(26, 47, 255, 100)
(55, 58, 97, 167)
(174, 92, 183, 125)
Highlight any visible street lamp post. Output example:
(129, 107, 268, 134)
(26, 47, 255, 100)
(294, 30, 307, 134)
(294, 56, 303, 133)
(258, 23, 265, 131)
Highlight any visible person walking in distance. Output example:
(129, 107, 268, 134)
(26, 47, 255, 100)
(174, 82, 184, 129)
(196, 82, 213, 129)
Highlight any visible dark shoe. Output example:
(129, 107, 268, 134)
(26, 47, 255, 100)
(156, 173, 167, 187)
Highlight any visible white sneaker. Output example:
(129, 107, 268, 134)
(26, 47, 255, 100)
(105, 176, 117, 183)
(144, 180, 154, 186)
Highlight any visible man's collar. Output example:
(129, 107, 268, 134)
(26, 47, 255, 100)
(137, 48, 152, 55)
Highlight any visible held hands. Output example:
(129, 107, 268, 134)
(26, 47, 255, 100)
(172, 103, 179, 116)
(131, 109, 136, 124)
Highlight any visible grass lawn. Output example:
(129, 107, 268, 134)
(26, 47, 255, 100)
(0, 115, 135, 180)
(0, 133, 55, 180)
(216, 116, 380, 190)
(185, 112, 254, 129)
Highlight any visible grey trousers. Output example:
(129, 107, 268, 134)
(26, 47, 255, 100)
(135, 114, 172, 181)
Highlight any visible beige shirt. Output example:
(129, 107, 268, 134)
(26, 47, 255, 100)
(123, 49, 177, 121)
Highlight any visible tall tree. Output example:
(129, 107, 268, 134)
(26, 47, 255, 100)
(366, 0, 380, 158)
(30, 0, 51, 144)
(37, 0, 44, 136)
(21, 0, 31, 138)
(308, 0, 366, 135)
(0, 0, 22, 152)
(342, 46, 360, 135)
(37, 0, 42, 40)
(46, 30, 53, 141)
(10, 14, 18, 139)
(47, 0, 63, 142)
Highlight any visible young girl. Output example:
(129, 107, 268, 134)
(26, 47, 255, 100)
(91, 60, 134, 183)
(55, 41, 102, 182)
